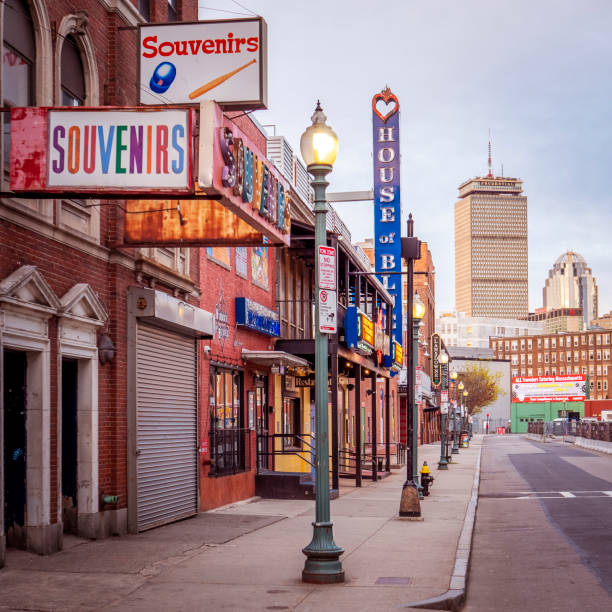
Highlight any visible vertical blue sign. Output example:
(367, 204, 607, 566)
(372, 87, 402, 347)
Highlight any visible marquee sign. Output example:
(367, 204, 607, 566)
(384, 340, 403, 371)
(345, 306, 374, 355)
(372, 87, 402, 347)
(139, 18, 267, 109)
(10, 107, 192, 194)
(430, 333, 442, 388)
(198, 101, 290, 245)
(511, 375, 587, 403)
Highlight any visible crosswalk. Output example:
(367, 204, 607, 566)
(483, 490, 612, 500)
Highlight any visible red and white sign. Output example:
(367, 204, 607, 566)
(440, 389, 449, 415)
(318, 289, 337, 334)
(318, 246, 336, 290)
(511, 375, 587, 403)
(139, 18, 267, 109)
(496, 427, 506, 435)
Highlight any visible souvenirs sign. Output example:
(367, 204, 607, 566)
(372, 87, 402, 347)
(10, 107, 192, 194)
(139, 18, 267, 109)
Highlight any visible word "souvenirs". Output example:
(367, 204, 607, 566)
(47, 109, 190, 190)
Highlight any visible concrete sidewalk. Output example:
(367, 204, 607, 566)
(0, 437, 483, 611)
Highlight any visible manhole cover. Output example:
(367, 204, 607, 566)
(376, 576, 411, 585)
(267, 590, 288, 594)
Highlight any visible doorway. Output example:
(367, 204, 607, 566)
(3, 350, 27, 548)
(62, 358, 78, 533)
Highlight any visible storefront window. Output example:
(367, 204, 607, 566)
(209, 368, 247, 476)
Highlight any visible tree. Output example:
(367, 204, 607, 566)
(456, 363, 505, 415)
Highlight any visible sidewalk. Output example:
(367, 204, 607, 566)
(0, 437, 483, 611)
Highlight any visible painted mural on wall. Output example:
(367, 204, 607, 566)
(251, 245, 268, 289)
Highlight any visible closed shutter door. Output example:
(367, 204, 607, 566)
(136, 323, 197, 531)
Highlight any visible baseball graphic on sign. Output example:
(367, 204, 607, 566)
(149, 62, 177, 93)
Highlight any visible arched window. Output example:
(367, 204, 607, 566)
(60, 35, 84, 106)
(3, 0, 35, 173)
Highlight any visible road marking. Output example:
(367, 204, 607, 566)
(560, 491, 576, 498)
(603, 491, 612, 497)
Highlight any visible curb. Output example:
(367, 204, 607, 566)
(401, 446, 482, 611)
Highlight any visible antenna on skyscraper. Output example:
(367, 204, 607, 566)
(488, 129, 493, 178)
(501, 162, 504, 177)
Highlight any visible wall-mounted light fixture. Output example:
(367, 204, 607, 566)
(98, 334, 115, 365)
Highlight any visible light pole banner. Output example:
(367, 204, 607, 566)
(372, 87, 402, 347)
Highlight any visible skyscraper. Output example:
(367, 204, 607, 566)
(454, 152, 528, 318)
(543, 251, 598, 328)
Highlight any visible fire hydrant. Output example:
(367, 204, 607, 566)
(420, 462, 434, 497)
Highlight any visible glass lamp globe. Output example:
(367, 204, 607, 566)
(439, 350, 449, 365)
(450, 369, 458, 380)
(458, 381, 465, 391)
(413, 291, 425, 320)
(463, 390, 468, 397)
(300, 101, 338, 168)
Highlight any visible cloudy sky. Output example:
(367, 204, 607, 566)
(202, 0, 612, 315)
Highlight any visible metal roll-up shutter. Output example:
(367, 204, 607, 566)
(136, 323, 197, 531)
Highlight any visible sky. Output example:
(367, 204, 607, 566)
(200, 0, 612, 316)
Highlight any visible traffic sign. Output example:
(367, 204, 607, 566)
(318, 246, 336, 290)
(318, 289, 337, 334)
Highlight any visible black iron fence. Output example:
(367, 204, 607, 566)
(528, 420, 612, 442)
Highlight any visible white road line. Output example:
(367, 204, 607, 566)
(603, 491, 612, 497)
(559, 492, 576, 497)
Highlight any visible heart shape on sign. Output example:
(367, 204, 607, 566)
(372, 87, 399, 122)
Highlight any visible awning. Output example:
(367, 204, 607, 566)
(241, 349, 310, 369)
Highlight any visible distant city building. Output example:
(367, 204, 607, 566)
(490, 328, 612, 401)
(454, 169, 528, 318)
(437, 310, 543, 348)
(542, 251, 598, 329)
(591, 311, 612, 330)
(523, 307, 584, 333)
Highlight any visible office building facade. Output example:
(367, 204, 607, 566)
(455, 176, 528, 318)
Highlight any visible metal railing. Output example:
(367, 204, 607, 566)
(528, 420, 612, 442)
(255, 432, 315, 472)
(209, 428, 251, 477)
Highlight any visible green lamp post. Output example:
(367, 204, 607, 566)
(411, 291, 425, 499)
(453, 380, 464, 454)
(300, 101, 344, 584)
(463, 390, 469, 439)
(438, 351, 449, 470)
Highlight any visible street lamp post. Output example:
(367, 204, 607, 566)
(438, 351, 449, 470)
(412, 292, 425, 499)
(463, 390, 469, 441)
(453, 381, 463, 454)
(300, 102, 344, 584)
(449, 370, 458, 461)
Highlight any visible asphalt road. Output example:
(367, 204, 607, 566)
(464, 435, 612, 612)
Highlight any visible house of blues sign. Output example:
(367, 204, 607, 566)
(372, 87, 402, 347)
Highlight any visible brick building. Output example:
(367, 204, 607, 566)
(490, 330, 612, 400)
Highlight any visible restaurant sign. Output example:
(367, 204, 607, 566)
(235, 297, 280, 337)
(345, 306, 374, 355)
(10, 107, 192, 194)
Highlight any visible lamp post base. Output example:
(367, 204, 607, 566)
(438, 456, 449, 470)
(302, 522, 345, 584)
(399, 481, 422, 518)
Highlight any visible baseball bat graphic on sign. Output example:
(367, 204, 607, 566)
(188, 59, 257, 100)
